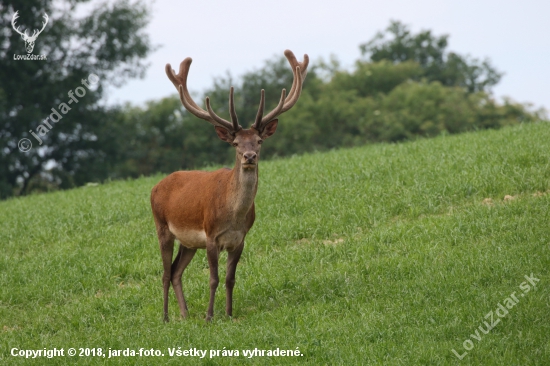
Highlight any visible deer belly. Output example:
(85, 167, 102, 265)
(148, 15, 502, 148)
(168, 223, 207, 249)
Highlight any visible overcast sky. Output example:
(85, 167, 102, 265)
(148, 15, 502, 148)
(104, 0, 549, 112)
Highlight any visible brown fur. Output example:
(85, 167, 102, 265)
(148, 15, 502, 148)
(151, 126, 272, 321)
(153, 50, 308, 322)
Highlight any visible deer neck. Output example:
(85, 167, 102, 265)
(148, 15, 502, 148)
(228, 157, 258, 219)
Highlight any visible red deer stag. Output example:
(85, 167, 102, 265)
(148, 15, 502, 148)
(151, 50, 308, 321)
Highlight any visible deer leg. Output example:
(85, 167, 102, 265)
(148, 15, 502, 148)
(171, 243, 196, 318)
(226, 242, 244, 317)
(157, 227, 175, 322)
(206, 243, 220, 321)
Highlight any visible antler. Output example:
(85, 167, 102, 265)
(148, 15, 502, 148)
(251, 50, 309, 132)
(30, 13, 49, 40)
(166, 50, 308, 133)
(11, 12, 48, 40)
(11, 11, 26, 38)
(165, 58, 241, 133)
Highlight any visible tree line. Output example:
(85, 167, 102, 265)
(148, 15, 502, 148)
(0, 1, 545, 199)
(102, 21, 543, 182)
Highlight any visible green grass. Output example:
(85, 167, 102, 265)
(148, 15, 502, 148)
(1, 122, 549, 365)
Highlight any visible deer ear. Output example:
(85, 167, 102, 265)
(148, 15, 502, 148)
(215, 126, 234, 143)
(260, 119, 278, 139)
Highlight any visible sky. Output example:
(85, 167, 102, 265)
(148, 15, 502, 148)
(104, 0, 549, 112)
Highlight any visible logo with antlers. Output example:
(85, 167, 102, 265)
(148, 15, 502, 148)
(11, 11, 48, 54)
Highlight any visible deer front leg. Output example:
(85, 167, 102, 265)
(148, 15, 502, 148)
(226, 242, 244, 317)
(206, 243, 220, 321)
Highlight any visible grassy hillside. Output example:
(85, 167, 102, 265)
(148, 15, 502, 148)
(1, 123, 549, 365)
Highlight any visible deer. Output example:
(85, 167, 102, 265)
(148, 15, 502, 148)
(11, 11, 49, 54)
(150, 50, 309, 322)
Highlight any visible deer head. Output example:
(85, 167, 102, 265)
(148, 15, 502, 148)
(165, 50, 308, 170)
(12, 11, 49, 54)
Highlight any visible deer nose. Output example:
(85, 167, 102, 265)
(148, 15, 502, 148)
(243, 152, 257, 163)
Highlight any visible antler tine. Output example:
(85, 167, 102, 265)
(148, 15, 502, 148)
(284, 49, 309, 79)
(281, 66, 303, 113)
(252, 90, 266, 129)
(253, 66, 302, 131)
(251, 50, 307, 131)
(229, 87, 241, 131)
(165, 58, 202, 112)
(205, 97, 237, 131)
(259, 88, 286, 127)
(167, 58, 236, 131)
(11, 11, 25, 37)
(36, 13, 48, 36)
(176, 85, 214, 124)
(283, 50, 309, 107)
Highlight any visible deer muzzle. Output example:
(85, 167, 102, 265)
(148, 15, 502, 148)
(242, 152, 257, 167)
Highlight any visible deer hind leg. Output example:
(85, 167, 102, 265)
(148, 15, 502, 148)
(171, 243, 196, 318)
(157, 225, 175, 322)
(226, 242, 244, 317)
(206, 242, 220, 321)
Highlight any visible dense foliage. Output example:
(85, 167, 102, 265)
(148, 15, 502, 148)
(0, 0, 152, 198)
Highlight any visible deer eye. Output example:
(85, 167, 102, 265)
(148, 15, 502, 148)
(232, 142, 238, 147)
(258, 140, 263, 144)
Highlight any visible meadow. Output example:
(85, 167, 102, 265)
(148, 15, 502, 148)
(1, 122, 549, 365)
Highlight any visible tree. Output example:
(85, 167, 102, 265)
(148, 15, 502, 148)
(360, 21, 502, 93)
(0, 0, 152, 198)
(329, 60, 423, 98)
